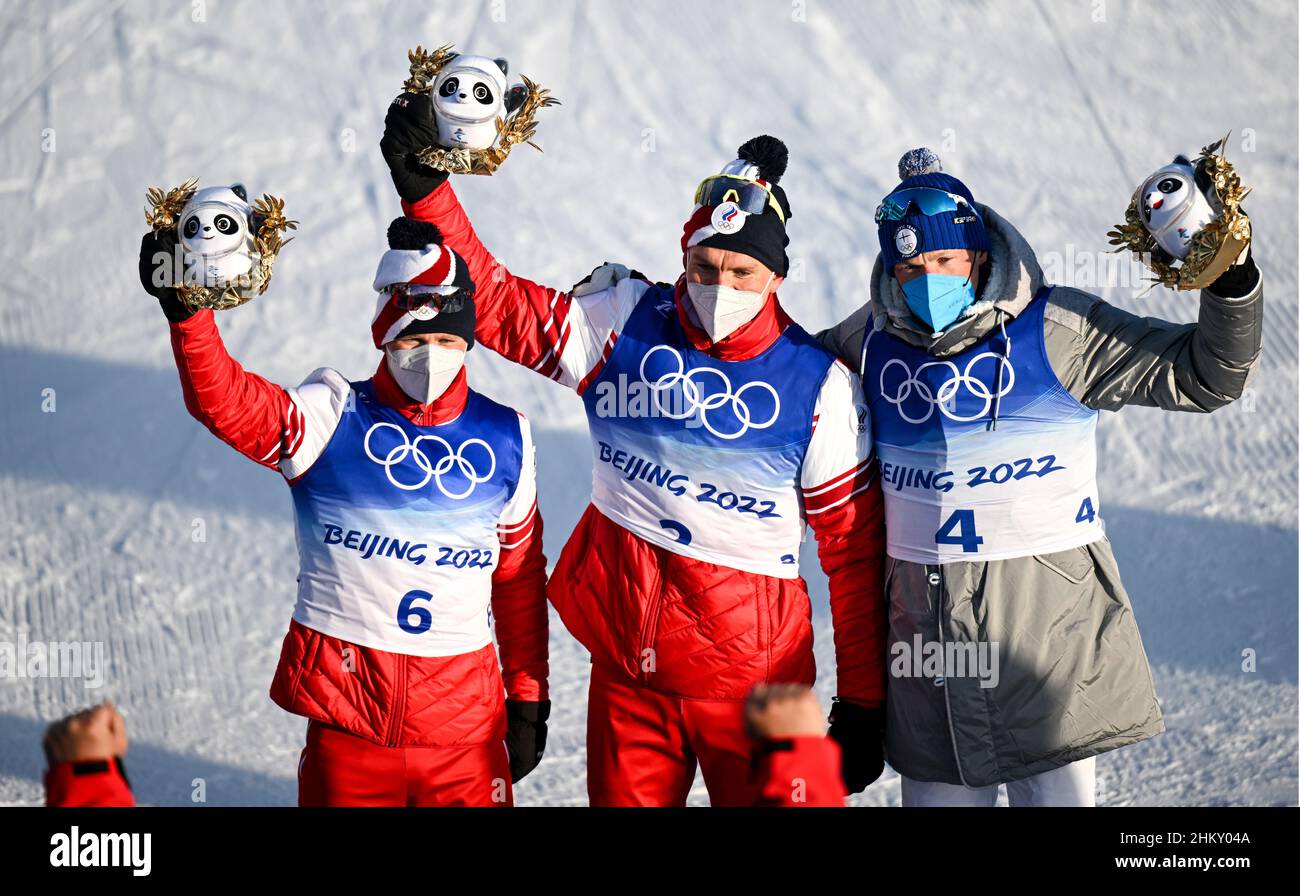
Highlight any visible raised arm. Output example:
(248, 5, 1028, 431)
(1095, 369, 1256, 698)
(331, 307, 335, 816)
(139, 232, 308, 472)
(168, 310, 303, 471)
(1045, 254, 1263, 412)
(403, 182, 577, 375)
(381, 92, 646, 390)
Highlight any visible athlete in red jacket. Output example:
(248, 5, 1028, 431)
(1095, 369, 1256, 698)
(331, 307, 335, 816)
(383, 96, 888, 805)
(137, 215, 549, 806)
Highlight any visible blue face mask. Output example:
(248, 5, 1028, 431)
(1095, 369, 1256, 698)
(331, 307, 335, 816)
(900, 273, 976, 333)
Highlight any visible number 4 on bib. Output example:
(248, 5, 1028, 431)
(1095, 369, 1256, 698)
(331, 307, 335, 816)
(935, 509, 984, 553)
(1076, 497, 1096, 524)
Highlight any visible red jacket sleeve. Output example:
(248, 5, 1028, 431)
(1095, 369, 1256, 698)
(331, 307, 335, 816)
(753, 736, 847, 807)
(806, 473, 889, 708)
(45, 759, 135, 807)
(403, 185, 580, 382)
(492, 500, 549, 702)
(169, 310, 300, 470)
(800, 363, 888, 708)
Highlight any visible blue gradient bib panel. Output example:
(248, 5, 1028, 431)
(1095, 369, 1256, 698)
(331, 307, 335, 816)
(862, 289, 1104, 563)
(583, 285, 835, 577)
(289, 382, 523, 655)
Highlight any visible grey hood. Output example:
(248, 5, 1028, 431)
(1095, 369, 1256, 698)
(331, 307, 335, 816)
(869, 203, 1045, 359)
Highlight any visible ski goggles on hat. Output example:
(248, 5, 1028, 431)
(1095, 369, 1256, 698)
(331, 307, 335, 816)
(389, 284, 472, 315)
(693, 175, 787, 223)
(874, 187, 983, 225)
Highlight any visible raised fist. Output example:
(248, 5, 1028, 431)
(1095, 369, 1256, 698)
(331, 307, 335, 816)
(43, 702, 129, 766)
(138, 230, 194, 322)
(381, 91, 449, 203)
(745, 684, 826, 740)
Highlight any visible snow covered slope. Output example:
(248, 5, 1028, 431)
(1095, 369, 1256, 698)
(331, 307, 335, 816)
(0, 0, 1295, 806)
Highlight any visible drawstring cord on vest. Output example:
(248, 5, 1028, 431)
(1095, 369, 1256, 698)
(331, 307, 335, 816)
(859, 320, 880, 378)
(988, 310, 1012, 431)
(863, 309, 1009, 430)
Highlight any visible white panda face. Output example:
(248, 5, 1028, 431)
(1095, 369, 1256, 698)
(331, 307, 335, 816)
(1136, 161, 1220, 260)
(437, 74, 495, 105)
(1140, 170, 1193, 233)
(433, 68, 503, 125)
(180, 204, 246, 257)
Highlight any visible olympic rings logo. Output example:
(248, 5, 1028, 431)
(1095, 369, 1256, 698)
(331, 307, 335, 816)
(363, 422, 496, 499)
(638, 345, 780, 440)
(879, 352, 1015, 424)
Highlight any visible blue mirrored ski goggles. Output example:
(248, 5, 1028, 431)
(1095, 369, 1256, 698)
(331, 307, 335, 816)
(874, 187, 982, 225)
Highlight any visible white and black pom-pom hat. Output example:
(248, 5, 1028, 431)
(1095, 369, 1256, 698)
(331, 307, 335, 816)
(371, 217, 476, 349)
(681, 135, 793, 276)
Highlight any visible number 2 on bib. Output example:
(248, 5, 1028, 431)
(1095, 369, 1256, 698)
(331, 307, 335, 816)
(935, 508, 984, 553)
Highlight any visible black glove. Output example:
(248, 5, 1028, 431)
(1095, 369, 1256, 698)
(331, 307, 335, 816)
(380, 92, 450, 203)
(1207, 245, 1259, 299)
(504, 699, 550, 784)
(137, 231, 194, 323)
(826, 698, 885, 794)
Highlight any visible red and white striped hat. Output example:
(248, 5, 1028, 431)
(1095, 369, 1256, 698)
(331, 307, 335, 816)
(370, 218, 474, 348)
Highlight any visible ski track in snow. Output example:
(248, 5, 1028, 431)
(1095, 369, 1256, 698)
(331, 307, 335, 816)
(0, 0, 1295, 807)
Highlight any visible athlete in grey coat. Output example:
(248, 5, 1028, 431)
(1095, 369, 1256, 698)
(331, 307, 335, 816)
(818, 149, 1263, 806)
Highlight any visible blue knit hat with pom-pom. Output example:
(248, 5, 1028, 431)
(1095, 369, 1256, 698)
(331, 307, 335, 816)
(877, 148, 990, 271)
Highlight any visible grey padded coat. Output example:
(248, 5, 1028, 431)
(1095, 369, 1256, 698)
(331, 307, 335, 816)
(816, 204, 1263, 785)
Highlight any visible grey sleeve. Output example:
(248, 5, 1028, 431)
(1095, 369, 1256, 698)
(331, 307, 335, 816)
(815, 303, 872, 371)
(1043, 278, 1263, 413)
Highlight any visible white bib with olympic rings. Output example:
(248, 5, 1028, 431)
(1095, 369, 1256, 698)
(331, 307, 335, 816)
(286, 375, 525, 656)
(582, 285, 835, 578)
(861, 288, 1106, 564)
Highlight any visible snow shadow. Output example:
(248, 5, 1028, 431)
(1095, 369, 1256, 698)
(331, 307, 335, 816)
(0, 344, 292, 522)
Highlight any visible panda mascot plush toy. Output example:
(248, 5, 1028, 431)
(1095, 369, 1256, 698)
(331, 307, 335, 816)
(144, 177, 296, 311)
(178, 184, 257, 288)
(431, 54, 524, 151)
(400, 43, 559, 175)
(1109, 136, 1251, 290)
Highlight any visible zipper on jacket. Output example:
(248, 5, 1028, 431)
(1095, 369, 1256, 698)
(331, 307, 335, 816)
(931, 565, 970, 787)
(384, 653, 408, 747)
(635, 548, 672, 687)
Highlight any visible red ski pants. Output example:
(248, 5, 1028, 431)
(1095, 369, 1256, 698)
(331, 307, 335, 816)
(297, 720, 513, 807)
(586, 662, 761, 806)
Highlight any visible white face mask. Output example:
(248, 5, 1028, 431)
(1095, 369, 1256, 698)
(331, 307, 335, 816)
(385, 343, 466, 405)
(684, 272, 775, 342)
